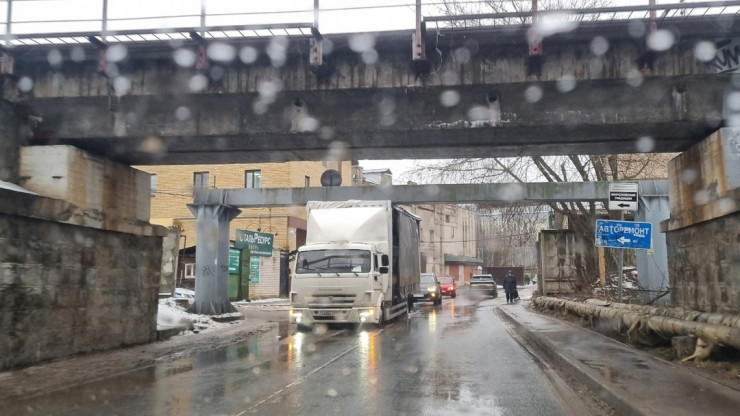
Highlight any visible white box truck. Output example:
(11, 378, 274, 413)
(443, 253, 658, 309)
(289, 200, 421, 327)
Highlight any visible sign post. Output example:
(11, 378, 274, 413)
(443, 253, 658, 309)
(595, 218, 652, 302)
(606, 182, 639, 302)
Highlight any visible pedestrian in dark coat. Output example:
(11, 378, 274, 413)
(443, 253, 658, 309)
(503, 271, 517, 304)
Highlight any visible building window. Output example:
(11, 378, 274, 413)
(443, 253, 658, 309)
(184, 263, 196, 279)
(194, 172, 209, 189)
(245, 170, 261, 189)
(305, 175, 310, 187)
(149, 174, 157, 197)
(445, 214, 450, 223)
(429, 230, 434, 243)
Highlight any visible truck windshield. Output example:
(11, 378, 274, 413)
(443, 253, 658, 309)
(295, 249, 371, 275)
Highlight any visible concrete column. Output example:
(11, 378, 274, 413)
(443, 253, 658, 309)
(661, 128, 740, 313)
(636, 180, 670, 305)
(187, 202, 242, 314)
(0, 100, 21, 183)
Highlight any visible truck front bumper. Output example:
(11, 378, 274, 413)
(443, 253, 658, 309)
(289, 307, 377, 326)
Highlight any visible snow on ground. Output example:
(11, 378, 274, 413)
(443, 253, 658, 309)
(249, 298, 288, 304)
(157, 298, 241, 334)
(234, 298, 290, 310)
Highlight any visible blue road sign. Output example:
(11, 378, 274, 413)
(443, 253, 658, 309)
(595, 220, 652, 250)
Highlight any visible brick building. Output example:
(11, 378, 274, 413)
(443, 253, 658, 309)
(138, 161, 351, 297)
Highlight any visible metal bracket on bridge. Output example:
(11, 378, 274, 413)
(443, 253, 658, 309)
(410, 0, 430, 81)
(1, 51, 13, 76)
(0, 50, 18, 102)
(88, 36, 108, 73)
(638, 0, 659, 72)
(309, 1, 332, 83)
(309, 27, 333, 83)
(88, 36, 119, 112)
(189, 32, 209, 71)
(527, 0, 543, 77)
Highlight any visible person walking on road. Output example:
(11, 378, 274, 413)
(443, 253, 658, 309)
(503, 270, 517, 304)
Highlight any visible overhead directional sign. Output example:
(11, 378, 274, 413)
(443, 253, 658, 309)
(608, 182, 638, 211)
(595, 220, 652, 250)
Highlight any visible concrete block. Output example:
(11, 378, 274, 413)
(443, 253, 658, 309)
(672, 336, 697, 360)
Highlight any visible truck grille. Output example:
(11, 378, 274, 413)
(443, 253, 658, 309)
(307, 294, 356, 307)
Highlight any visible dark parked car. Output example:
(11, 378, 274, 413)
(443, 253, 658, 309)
(414, 272, 442, 305)
(470, 274, 498, 298)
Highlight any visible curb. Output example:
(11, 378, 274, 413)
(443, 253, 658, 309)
(497, 306, 647, 416)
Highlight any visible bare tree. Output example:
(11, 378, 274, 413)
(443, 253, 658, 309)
(408, 0, 676, 293)
(433, 0, 612, 26)
(478, 203, 549, 269)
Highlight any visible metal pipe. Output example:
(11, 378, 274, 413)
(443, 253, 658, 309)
(101, 0, 108, 41)
(5, 0, 12, 46)
(314, 0, 319, 29)
(200, 0, 206, 37)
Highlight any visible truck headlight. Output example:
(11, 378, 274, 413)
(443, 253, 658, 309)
(289, 309, 302, 318)
(359, 308, 375, 317)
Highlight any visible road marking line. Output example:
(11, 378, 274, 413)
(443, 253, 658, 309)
(237, 329, 383, 415)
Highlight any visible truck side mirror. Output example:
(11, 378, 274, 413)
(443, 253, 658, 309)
(381, 254, 389, 267)
(379, 266, 389, 274)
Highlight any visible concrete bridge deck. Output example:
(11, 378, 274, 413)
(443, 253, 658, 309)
(3, 14, 737, 164)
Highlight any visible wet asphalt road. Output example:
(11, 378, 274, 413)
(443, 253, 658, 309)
(3, 288, 572, 416)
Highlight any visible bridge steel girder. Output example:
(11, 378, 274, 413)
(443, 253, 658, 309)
(27, 74, 726, 165)
(192, 180, 668, 207)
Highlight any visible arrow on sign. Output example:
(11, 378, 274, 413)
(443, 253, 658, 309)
(617, 203, 631, 208)
(617, 237, 631, 244)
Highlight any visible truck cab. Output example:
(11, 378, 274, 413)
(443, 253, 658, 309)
(288, 200, 420, 329)
(289, 243, 389, 327)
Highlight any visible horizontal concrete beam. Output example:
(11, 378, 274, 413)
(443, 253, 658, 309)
(27, 75, 727, 164)
(193, 180, 668, 207)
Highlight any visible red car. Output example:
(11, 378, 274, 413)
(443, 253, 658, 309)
(438, 276, 457, 298)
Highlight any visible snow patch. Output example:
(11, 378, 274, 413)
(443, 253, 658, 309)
(157, 298, 241, 333)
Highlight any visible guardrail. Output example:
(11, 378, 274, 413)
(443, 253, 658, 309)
(2, 1, 740, 47)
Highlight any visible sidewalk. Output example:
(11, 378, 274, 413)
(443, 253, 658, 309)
(0, 303, 280, 402)
(498, 304, 740, 416)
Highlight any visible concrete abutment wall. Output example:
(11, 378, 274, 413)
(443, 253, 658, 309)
(0, 102, 166, 369)
(662, 128, 740, 313)
(0, 188, 164, 370)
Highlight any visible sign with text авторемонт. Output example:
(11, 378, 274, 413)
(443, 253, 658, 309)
(595, 220, 652, 250)
(235, 230, 274, 257)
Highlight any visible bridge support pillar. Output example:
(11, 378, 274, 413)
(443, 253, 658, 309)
(661, 128, 740, 313)
(636, 181, 670, 305)
(187, 202, 242, 315)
